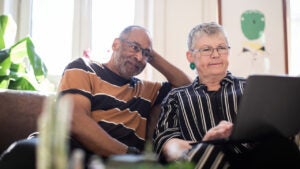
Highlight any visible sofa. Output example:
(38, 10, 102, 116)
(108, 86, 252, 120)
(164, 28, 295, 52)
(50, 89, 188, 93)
(0, 89, 161, 156)
(0, 89, 51, 154)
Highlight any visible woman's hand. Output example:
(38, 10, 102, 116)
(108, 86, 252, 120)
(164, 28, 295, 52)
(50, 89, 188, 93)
(162, 138, 195, 162)
(202, 120, 233, 141)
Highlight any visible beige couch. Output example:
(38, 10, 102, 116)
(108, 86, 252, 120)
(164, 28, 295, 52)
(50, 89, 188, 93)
(0, 89, 50, 154)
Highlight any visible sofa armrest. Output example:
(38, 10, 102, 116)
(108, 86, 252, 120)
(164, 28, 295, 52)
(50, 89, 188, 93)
(0, 89, 51, 154)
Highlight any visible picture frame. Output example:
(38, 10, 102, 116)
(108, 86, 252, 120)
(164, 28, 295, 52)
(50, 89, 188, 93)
(218, 0, 288, 77)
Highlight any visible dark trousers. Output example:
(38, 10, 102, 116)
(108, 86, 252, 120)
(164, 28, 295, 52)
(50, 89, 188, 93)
(229, 136, 300, 169)
(0, 138, 37, 169)
(186, 136, 300, 169)
(0, 136, 94, 169)
(1, 135, 300, 169)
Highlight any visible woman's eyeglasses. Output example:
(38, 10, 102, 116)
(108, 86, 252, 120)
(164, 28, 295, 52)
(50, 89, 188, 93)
(191, 46, 230, 57)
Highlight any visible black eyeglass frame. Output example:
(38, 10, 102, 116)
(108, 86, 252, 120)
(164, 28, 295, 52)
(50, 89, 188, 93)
(119, 38, 153, 62)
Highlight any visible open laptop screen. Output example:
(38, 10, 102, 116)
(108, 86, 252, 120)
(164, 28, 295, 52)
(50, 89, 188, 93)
(230, 75, 300, 142)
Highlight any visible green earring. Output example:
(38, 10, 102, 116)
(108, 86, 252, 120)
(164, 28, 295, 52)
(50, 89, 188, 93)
(190, 62, 196, 70)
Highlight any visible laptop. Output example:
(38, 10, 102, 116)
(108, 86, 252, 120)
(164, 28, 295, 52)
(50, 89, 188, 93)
(201, 75, 300, 144)
(228, 75, 300, 142)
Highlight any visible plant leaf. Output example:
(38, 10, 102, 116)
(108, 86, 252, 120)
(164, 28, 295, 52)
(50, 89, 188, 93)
(10, 37, 48, 83)
(0, 76, 10, 88)
(26, 37, 48, 82)
(0, 15, 8, 49)
(0, 14, 49, 91)
(8, 76, 36, 90)
(10, 62, 27, 75)
(0, 15, 17, 50)
(0, 49, 11, 76)
(9, 37, 27, 63)
(0, 48, 10, 62)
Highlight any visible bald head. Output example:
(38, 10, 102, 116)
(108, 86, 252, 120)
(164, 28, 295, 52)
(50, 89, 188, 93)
(119, 25, 149, 38)
(118, 26, 152, 47)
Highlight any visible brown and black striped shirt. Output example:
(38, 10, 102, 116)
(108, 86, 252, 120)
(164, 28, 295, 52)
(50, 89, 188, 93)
(59, 57, 172, 151)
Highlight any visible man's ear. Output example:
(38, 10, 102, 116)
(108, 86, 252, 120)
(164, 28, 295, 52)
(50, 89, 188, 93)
(112, 38, 121, 51)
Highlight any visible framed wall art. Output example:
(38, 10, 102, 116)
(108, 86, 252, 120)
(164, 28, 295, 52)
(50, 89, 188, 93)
(218, 0, 288, 77)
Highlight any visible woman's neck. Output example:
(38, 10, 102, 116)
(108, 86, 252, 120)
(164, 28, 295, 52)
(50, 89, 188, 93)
(199, 74, 225, 91)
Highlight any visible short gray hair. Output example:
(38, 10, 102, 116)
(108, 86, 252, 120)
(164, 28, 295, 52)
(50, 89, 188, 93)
(187, 22, 228, 50)
(119, 25, 150, 39)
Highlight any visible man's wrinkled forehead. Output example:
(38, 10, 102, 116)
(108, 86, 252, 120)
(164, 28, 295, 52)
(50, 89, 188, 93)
(124, 29, 152, 48)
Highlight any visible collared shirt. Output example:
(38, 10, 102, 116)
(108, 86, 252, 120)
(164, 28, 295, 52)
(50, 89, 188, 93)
(153, 72, 249, 164)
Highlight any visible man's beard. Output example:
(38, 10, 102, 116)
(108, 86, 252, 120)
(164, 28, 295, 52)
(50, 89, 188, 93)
(114, 54, 145, 79)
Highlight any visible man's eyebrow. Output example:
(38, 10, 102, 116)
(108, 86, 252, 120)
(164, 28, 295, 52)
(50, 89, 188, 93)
(132, 41, 151, 50)
(131, 41, 142, 46)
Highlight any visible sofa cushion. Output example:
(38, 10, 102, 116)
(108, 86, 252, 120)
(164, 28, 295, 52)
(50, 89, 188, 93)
(0, 89, 50, 154)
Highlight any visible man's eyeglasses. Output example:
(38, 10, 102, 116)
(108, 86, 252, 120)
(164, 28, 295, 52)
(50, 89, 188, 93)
(120, 38, 152, 62)
(191, 46, 230, 57)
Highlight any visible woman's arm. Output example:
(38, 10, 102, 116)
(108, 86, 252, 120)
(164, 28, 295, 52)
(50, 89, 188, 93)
(162, 138, 194, 162)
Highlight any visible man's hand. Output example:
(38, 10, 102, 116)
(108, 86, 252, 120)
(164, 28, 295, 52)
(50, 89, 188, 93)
(147, 49, 192, 88)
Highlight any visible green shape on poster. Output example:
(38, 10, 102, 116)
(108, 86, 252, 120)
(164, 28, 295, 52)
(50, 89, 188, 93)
(241, 10, 265, 40)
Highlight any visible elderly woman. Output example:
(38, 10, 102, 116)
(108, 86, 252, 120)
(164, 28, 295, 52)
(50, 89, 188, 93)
(153, 22, 300, 168)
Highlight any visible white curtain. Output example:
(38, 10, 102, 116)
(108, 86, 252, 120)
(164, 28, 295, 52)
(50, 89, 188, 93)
(72, 0, 92, 60)
(0, 0, 32, 42)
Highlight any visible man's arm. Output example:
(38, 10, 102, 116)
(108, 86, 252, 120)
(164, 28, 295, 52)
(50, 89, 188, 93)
(66, 94, 128, 157)
(149, 50, 192, 87)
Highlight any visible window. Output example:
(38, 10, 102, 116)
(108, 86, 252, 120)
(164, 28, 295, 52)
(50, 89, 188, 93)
(90, 0, 135, 62)
(31, 0, 74, 76)
(31, 0, 135, 78)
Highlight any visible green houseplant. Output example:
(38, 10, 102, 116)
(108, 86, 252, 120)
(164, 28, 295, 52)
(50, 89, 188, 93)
(0, 14, 48, 91)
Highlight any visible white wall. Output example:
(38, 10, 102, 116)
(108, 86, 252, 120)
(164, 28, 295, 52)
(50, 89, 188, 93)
(144, 0, 219, 81)
(143, 0, 296, 82)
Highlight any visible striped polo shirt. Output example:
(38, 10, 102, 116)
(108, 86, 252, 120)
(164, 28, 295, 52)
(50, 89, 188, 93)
(58, 57, 172, 151)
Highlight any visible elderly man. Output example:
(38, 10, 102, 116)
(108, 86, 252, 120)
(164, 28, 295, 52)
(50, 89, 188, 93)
(0, 25, 191, 169)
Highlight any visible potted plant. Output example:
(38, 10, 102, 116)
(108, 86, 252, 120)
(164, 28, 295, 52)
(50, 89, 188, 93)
(0, 14, 48, 91)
